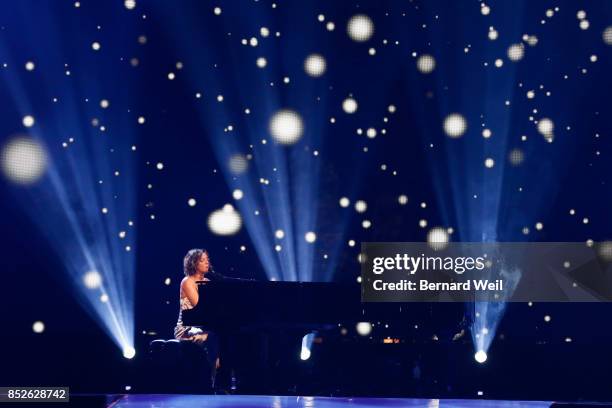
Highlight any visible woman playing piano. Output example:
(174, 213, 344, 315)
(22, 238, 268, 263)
(174, 248, 211, 341)
(174, 249, 220, 377)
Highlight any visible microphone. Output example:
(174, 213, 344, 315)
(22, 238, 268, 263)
(206, 267, 256, 282)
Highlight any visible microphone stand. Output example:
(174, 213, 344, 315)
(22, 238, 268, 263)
(196, 268, 256, 284)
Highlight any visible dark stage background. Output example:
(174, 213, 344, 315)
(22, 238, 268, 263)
(0, 0, 611, 401)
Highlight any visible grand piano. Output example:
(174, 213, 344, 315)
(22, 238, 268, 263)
(180, 280, 467, 393)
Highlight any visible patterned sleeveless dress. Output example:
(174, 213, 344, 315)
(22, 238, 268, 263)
(174, 277, 211, 339)
(174, 295, 198, 339)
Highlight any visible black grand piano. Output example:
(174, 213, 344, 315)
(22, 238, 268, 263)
(180, 280, 467, 394)
(182, 280, 365, 331)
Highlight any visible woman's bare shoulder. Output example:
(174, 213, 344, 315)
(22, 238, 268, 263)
(180, 276, 194, 288)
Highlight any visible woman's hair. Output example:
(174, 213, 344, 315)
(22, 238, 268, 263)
(183, 248, 208, 276)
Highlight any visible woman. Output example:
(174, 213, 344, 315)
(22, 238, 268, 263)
(175, 249, 220, 380)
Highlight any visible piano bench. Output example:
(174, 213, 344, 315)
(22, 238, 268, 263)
(145, 338, 215, 393)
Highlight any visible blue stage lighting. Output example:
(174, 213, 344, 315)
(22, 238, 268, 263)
(474, 350, 488, 364)
(0, 2, 140, 358)
(123, 346, 136, 360)
(300, 332, 315, 361)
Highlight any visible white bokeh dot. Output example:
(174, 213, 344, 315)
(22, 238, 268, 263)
(342, 97, 358, 114)
(208, 204, 242, 236)
(269, 110, 304, 145)
(305, 231, 317, 243)
(356, 322, 372, 336)
(23, 115, 35, 128)
(229, 154, 249, 174)
(354, 200, 367, 213)
(537, 118, 554, 141)
(427, 227, 449, 250)
(232, 189, 244, 200)
(347, 15, 374, 42)
(1, 137, 48, 184)
(508, 148, 524, 166)
(443, 114, 467, 138)
(416, 54, 436, 73)
(83, 270, 102, 289)
(603, 26, 612, 45)
(32, 321, 45, 333)
(304, 54, 326, 77)
(507, 44, 525, 61)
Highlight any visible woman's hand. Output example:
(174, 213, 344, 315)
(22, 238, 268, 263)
(191, 333, 209, 344)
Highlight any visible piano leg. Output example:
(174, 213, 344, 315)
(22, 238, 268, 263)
(204, 332, 220, 390)
(183, 332, 219, 392)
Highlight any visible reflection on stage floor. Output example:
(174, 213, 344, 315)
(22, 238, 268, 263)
(107, 394, 553, 408)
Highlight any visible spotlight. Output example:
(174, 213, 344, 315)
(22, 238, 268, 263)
(123, 346, 136, 359)
(474, 350, 488, 363)
(300, 332, 315, 361)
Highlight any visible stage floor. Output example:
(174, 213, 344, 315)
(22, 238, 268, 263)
(108, 394, 552, 407)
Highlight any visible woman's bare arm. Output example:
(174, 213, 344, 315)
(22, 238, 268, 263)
(182, 278, 199, 306)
